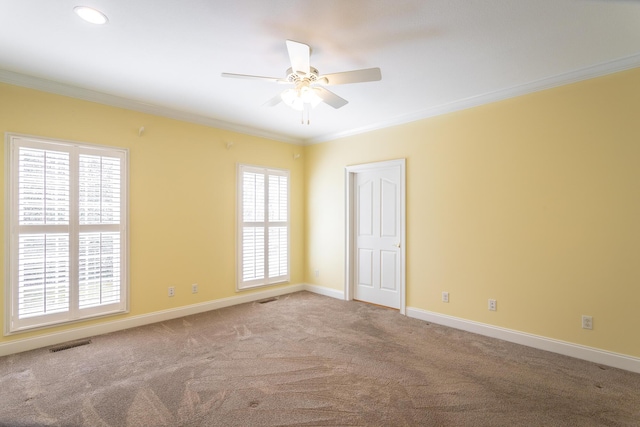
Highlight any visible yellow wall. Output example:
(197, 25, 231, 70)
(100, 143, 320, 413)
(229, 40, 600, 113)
(0, 83, 305, 344)
(3, 66, 640, 359)
(305, 68, 640, 358)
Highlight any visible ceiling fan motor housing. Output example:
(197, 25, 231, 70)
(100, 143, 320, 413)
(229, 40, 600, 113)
(286, 67, 319, 83)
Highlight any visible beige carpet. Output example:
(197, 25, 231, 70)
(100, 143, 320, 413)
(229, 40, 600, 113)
(1, 291, 639, 426)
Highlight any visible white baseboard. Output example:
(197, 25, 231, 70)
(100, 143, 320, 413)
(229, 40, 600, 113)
(302, 283, 345, 300)
(0, 283, 306, 357)
(407, 307, 640, 374)
(12, 285, 632, 374)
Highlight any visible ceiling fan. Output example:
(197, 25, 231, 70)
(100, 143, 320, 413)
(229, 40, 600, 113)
(221, 40, 382, 121)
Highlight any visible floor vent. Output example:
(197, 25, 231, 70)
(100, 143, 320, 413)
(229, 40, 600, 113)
(258, 297, 278, 304)
(49, 340, 92, 353)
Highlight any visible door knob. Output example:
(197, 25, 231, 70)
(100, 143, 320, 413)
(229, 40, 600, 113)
(394, 242, 401, 248)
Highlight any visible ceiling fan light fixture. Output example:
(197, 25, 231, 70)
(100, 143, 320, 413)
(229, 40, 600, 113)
(281, 88, 304, 111)
(73, 6, 109, 25)
(281, 84, 322, 111)
(300, 86, 322, 108)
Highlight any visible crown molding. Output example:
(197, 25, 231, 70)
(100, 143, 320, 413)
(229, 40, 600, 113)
(0, 69, 303, 145)
(3, 52, 640, 147)
(304, 53, 640, 144)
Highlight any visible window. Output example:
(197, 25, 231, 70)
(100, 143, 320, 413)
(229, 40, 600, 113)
(237, 165, 289, 290)
(5, 134, 128, 333)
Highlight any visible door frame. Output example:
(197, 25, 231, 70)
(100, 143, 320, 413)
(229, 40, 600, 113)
(345, 158, 406, 314)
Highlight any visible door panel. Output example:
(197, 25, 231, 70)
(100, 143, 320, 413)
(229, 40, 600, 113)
(354, 165, 401, 309)
(358, 248, 374, 287)
(380, 178, 397, 237)
(358, 179, 373, 236)
(380, 250, 397, 291)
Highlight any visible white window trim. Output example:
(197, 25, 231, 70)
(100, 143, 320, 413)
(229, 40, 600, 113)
(4, 133, 129, 335)
(236, 164, 290, 291)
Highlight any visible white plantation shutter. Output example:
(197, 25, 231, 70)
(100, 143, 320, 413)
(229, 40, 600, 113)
(16, 147, 71, 320)
(78, 232, 121, 308)
(18, 233, 70, 318)
(78, 154, 123, 309)
(237, 165, 289, 290)
(7, 135, 128, 333)
(18, 147, 70, 225)
(242, 171, 265, 282)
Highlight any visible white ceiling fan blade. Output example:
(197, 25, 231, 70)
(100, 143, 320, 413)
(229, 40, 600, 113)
(286, 40, 310, 76)
(221, 73, 287, 83)
(315, 87, 348, 109)
(319, 68, 382, 85)
(263, 93, 283, 107)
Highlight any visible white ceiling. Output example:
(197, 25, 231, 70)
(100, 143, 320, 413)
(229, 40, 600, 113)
(1, 0, 640, 144)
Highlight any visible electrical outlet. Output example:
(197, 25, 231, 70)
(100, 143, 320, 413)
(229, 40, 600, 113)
(582, 315, 593, 330)
(488, 299, 497, 311)
(168, 286, 175, 297)
(314, 269, 319, 278)
(192, 283, 198, 294)
(442, 292, 449, 303)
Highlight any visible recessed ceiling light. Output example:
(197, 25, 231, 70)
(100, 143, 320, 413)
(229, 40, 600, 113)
(73, 6, 108, 25)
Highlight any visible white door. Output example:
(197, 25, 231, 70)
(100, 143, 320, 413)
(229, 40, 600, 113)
(353, 163, 402, 309)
